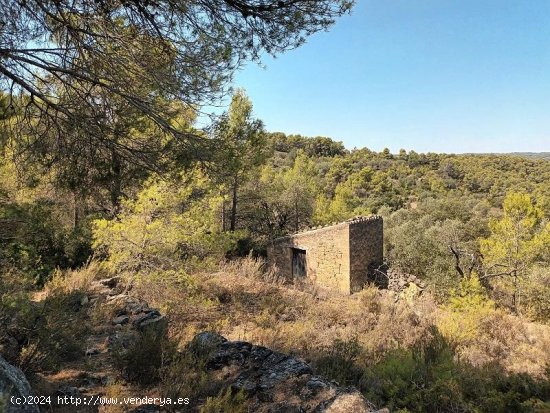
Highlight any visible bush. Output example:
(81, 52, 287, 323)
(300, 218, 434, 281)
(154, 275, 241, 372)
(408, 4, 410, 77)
(313, 337, 364, 386)
(112, 329, 175, 385)
(1, 202, 66, 285)
(1, 266, 89, 372)
(437, 274, 496, 347)
(93, 169, 243, 274)
(200, 388, 247, 413)
(1, 200, 93, 286)
(17, 289, 88, 373)
(0, 284, 87, 372)
(309, 330, 550, 412)
(159, 352, 214, 412)
(44, 260, 106, 295)
(523, 266, 550, 323)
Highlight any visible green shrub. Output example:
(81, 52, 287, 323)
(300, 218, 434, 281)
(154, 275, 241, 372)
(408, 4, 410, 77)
(523, 266, 550, 323)
(313, 336, 364, 386)
(159, 352, 214, 412)
(437, 274, 496, 347)
(312, 331, 550, 413)
(18, 289, 88, 372)
(0, 201, 93, 285)
(92, 169, 244, 274)
(200, 388, 247, 413)
(112, 330, 175, 385)
(0, 276, 90, 373)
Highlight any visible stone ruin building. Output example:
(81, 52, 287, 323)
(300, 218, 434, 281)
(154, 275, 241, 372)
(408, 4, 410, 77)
(266, 216, 383, 294)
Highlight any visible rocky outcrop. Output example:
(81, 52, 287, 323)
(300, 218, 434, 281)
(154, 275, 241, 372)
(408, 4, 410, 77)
(0, 355, 40, 413)
(386, 268, 425, 293)
(190, 332, 385, 413)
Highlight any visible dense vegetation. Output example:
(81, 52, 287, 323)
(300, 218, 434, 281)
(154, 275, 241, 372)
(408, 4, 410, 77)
(1, 2, 550, 408)
(2, 89, 550, 411)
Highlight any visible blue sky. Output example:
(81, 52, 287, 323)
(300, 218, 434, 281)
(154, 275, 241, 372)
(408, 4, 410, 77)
(224, 0, 550, 153)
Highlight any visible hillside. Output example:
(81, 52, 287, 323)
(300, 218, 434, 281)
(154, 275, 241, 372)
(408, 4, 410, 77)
(2, 2, 549, 411)
(2, 129, 550, 412)
(508, 152, 550, 161)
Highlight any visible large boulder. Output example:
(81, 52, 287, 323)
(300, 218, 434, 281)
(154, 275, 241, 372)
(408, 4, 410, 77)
(0, 355, 40, 413)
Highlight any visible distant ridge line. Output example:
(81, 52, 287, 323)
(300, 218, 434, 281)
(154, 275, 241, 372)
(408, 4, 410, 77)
(463, 152, 550, 161)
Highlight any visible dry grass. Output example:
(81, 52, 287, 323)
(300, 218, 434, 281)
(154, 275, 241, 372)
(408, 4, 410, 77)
(133, 258, 436, 369)
(130, 257, 550, 379)
(17, 257, 550, 413)
(44, 260, 109, 296)
(98, 383, 127, 413)
(438, 308, 550, 377)
(45, 257, 550, 380)
(219, 255, 286, 284)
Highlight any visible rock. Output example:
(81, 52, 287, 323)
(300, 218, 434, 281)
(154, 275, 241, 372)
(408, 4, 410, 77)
(136, 315, 168, 336)
(85, 347, 101, 356)
(100, 277, 120, 288)
(305, 376, 330, 395)
(191, 333, 378, 412)
(132, 310, 161, 327)
(0, 355, 40, 413)
(189, 332, 227, 358)
(108, 331, 140, 351)
(113, 306, 128, 316)
(105, 294, 126, 303)
(55, 385, 82, 399)
(208, 341, 252, 369)
(401, 282, 422, 303)
(91, 277, 125, 297)
(80, 295, 89, 306)
(321, 390, 374, 412)
(132, 310, 167, 336)
(385, 268, 425, 297)
(112, 315, 129, 325)
(126, 301, 149, 315)
(80, 373, 109, 388)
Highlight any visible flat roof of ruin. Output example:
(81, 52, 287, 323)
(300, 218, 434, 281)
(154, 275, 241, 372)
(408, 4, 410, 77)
(270, 215, 382, 243)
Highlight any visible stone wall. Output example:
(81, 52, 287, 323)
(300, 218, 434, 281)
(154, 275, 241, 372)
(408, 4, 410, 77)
(267, 222, 350, 293)
(267, 216, 383, 294)
(349, 216, 384, 292)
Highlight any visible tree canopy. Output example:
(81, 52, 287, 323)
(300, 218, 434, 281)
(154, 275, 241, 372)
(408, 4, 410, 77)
(0, 0, 353, 152)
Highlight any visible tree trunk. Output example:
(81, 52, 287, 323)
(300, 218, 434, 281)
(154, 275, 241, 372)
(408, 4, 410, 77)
(73, 191, 79, 229)
(110, 149, 122, 215)
(230, 177, 238, 232)
(221, 198, 226, 232)
(513, 270, 522, 315)
(294, 197, 299, 232)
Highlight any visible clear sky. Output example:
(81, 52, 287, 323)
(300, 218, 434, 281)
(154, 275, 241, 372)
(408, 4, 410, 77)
(227, 0, 550, 154)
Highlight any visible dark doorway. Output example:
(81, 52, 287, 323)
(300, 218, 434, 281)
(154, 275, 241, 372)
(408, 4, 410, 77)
(292, 248, 307, 278)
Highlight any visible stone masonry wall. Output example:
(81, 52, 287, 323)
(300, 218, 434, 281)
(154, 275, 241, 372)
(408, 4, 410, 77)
(349, 216, 384, 292)
(267, 216, 383, 294)
(267, 222, 350, 293)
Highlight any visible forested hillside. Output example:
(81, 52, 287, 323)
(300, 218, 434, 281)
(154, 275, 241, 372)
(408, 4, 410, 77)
(4, 89, 549, 298)
(508, 152, 550, 161)
(4, 1, 550, 411)
(2, 90, 550, 411)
